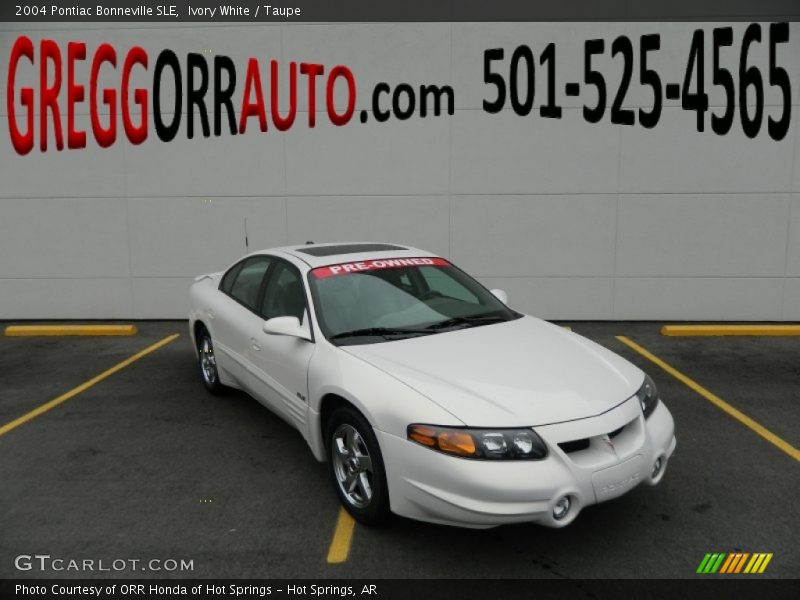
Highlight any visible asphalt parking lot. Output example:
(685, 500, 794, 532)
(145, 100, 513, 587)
(0, 321, 797, 579)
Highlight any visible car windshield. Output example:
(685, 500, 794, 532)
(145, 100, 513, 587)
(308, 257, 520, 344)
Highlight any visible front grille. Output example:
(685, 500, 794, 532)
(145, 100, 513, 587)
(559, 438, 590, 454)
(558, 422, 629, 455)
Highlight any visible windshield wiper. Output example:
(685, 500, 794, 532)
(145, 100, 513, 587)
(425, 313, 508, 330)
(330, 314, 508, 341)
(330, 327, 435, 341)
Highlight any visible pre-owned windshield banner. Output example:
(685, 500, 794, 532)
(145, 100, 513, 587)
(311, 257, 450, 278)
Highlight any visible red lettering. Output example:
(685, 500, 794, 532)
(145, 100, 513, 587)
(7, 35, 35, 155)
(6, 40, 361, 152)
(327, 65, 355, 126)
(90, 43, 117, 148)
(66, 41, 86, 149)
(300, 62, 323, 127)
(271, 60, 296, 131)
(122, 46, 148, 145)
(40, 39, 63, 151)
(239, 58, 266, 134)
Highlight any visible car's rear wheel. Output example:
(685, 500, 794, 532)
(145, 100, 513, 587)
(326, 406, 390, 524)
(196, 327, 224, 395)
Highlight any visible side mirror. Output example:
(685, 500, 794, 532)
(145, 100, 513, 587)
(262, 316, 312, 342)
(490, 288, 509, 305)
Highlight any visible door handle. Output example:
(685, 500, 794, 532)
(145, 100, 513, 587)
(250, 338, 261, 351)
(206, 309, 215, 320)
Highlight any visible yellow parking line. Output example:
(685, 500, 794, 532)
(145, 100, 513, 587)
(0, 334, 179, 437)
(5, 324, 138, 337)
(616, 336, 800, 462)
(661, 324, 800, 336)
(326, 508, 356, 564)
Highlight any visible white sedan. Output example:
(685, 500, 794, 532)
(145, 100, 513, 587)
(189, 242, 676, 528)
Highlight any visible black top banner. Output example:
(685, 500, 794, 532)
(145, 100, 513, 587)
(1, 0, 799, 22)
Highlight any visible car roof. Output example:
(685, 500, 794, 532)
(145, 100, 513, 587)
(254, 242, 440, 270)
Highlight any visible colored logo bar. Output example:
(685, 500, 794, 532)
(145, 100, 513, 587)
(696, 552, 773, 574)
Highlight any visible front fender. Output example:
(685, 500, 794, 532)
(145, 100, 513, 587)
(305, 342, 464, 462)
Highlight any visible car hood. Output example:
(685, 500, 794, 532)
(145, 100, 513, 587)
(342, 316, 644, 427)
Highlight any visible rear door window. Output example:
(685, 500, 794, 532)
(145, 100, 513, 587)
(227, 256, 272, 311)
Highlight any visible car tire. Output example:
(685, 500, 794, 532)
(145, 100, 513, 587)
(196, 326, 225, 396)
(326, 406, 390, 525)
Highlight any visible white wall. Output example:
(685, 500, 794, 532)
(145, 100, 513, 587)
(1, 22, 799, 319)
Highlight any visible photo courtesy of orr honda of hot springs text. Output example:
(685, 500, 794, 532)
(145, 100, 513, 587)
(189, 242, 676, 528)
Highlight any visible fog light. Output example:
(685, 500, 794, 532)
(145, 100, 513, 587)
(553, 496, 571, 520)
(651, 457, 664, 479)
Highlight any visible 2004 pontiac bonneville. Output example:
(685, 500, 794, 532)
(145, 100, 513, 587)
(189, 242, 675, 528)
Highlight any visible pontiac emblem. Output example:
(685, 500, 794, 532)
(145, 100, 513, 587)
(601, 434, 617, 455)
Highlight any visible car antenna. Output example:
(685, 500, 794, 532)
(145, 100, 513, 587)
(306, 240, 314, 244)
(244, 217, 249, 253)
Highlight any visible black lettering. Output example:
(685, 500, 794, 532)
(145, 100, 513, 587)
(392, 83, 415, 120)
(153, 49, 182, 142)
(187, 53, 210, 139)
(372, 82, 391, 122)
(214, 55, 237, 136)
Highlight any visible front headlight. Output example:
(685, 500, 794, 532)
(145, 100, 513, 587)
(636, 373, 659, 419)
(407, 424, 548, 460)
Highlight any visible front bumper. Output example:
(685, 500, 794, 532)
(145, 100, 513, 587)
(376, 396, 676, 528)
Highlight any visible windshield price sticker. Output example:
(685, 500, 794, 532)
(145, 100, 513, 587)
(312, 257, 450, 279)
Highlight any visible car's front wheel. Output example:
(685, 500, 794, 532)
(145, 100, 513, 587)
(326, 406, 390, 524)
(196, 327, 224, 395)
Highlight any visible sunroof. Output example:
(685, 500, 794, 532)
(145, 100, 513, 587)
(296, 243, 407, 257)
